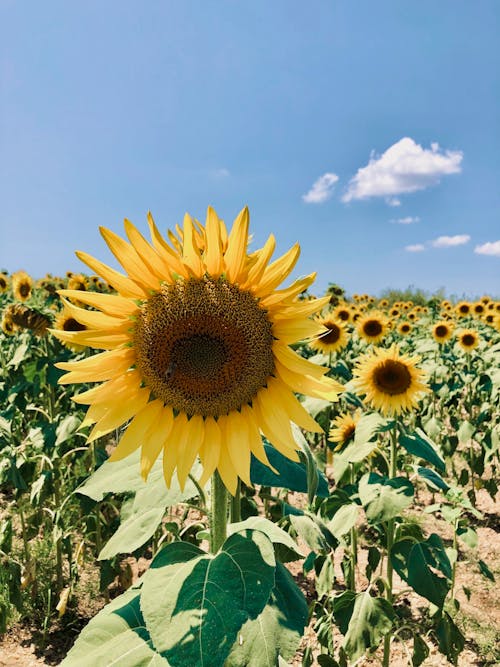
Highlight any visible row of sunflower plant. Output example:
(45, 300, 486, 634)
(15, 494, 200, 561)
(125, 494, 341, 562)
(0, 207, 498, 666)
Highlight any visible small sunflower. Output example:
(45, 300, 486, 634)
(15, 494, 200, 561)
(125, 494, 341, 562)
(309, 317, 348, 353)
(352, 345, 429, 416)
(12, 271, 33, 302)
(390, 307, 400, 318)
(457, 329, 479, 352)
(333, 304, 351, 323)
(455, 301, 471, 318)
(378, 299, 389, 308)
(51, 207, 343, 494)
(432, 321, 454, 344)
(329, 410, 361, 451)
(357, 311, 389, 344)
(54, 309, 88, 352)
(484, 313, 496, 325)
(0, 273, 9, 293)
(67, 273, 88, 291)
(1, 313, 19, 335)
(472, 302, 485, 317)
(398, 322, 412, 336)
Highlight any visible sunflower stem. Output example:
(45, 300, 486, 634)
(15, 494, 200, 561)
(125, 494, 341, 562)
(382, 423, 398, 667)
(210, 470, 228, 554)
(348, 462, 358, 591)
(230, 479, 241, 524)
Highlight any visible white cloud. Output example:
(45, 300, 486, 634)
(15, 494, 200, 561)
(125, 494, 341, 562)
(405, 244, 425, 252)
(431, 234, 470, 248)
(342, 137, 463, 203)
(474, 240, 500, 257)
(302, 172, 339, 204)
(386, 197, 401, 207)
(209, 167, 230, 178)
(390, 216, 420, 224)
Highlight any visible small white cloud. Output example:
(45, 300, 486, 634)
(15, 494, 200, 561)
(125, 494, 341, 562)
(474, 240, 500, 257)
(390, 216, 420, 224)
(386, 197, 401, 207)
(405, 244, 425, 252)
(342, 137, 463, 203)
(431, 234, 470, 248)
(209, 168, 230, 178)
(302, 173, 339, 204)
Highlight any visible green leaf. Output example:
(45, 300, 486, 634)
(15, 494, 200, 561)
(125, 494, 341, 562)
(7, 343, 29, 369)
(225, 563, 308, 667)
(228, 517, 304, 561)
(436, 611, 465, 664)
(398, 534, 451, 608)
(99, 507, 166, 560)
(55, 414, 82, 446)
(457, 420, 475, 443)
(250, 443, 329, 498)
(336, 592, 394, 662)
(416, 466, 450, 492)
(353, 413, 390, 445)
(456, 526, 477, 549)
(61, 588, 169, 666)
(327, 503, 359, 539)
(141, 531, 275, 667)
(358, 473, 414, 523)
(478, 559, 495, 581)
(412, 633, 429, 666)
(289, 514, 337, 552)
(399, 429, 445, 472)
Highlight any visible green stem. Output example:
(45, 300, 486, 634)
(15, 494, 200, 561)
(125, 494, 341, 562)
(348, 463, 358, 591)
(382, 424, 398, 667)
(19, 503, 30, 563)
(210, 471, 228, 554)
(230, 479, 241, 524)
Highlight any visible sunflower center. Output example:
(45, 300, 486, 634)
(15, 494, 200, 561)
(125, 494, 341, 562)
(63, 317, 87, 332)
(435, 325, 448, 338)
(337, 310, 350, 321)
(461, 334, 475, 347)
(363, 319, 383, 337)
(19, 283, 31, 298)
(320, 322, 341, 344)
(459, 305, 469, 313)
(134, 276, 275, 417)
(373, 359, 412, 395)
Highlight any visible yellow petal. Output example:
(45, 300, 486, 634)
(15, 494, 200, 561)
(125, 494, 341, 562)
(252, 244, 300, 297)
(56, 348, 135, 384)
(273, 295, 330, 320)
(75, 251, 147, 299)
(88, 385, 150, 442)
(108, 400, 164, 462)
(181, 214, 204, 277)
(224, 206, 249, 283)
(222, 412, 252, 486)
(163, 413, 188, 487)
(252, 392, 300, 462)
(147, 212, 190, 279)
(176, 414, 205, 489)
(241, 235, 276, 289)
(273, 318, 324, 343)
(204, 206, 224, 278)
(259, 273, 316, 309)
(59, 297, 132, 331)
(216, 437, 238, 495)
(240, 405, 277, 472)
(198, 417, 221, 488)
(275, 360, 343, 400)
(72, 370, 141, 405)
(141, 406, 174, 481)
(272, 343, 327, 379)
(266, 377, 323, 433)
(100, 227, 161, 291)
(57, 290, 139, 317)
(124, 219, 174, 280)
(49, 328, 130, 351)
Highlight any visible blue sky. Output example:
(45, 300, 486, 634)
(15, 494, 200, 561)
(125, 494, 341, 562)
(1, 1, 499, 298)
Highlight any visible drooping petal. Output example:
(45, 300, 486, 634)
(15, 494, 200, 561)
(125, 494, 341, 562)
(108, 400, 165, 462)
(57, 290, 139, 317)
(252, 392, 300, 461)
(273, 318, 325, 343)
(272, 343, 328, 379)
(56, 348, 135, 384)
(266, 377, 323, 434)
(222, 411, 252, 486)
(216, 436, 239, 495)
(275, 360, 343, 400)
(240, 404, 276, 472)
(87, 385, 150, 442)
(50, 328, 131, 351)
(59, 297, 132, 331)
(175, 414, 205, 489)
(162, 413, 188, 486)
(198, 417, 221, 488)
(75, 251, 147, 299)
(141, 406, 174, 481)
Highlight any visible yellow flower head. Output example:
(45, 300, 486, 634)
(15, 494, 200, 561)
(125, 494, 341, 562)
(54, 308, 89, 352)
(0, 273, 9, 293)
(432, 321, 454, 344)
(398, 322, 412, 336)
(309, 317, 349, 353)
(352, 345, 429, 416)
(357, 311, 389, 344)
(455, 301, 471, 318)
(333, 304, 351, 323)
(12, 270, 33, 302)
(51, 207, 343, 494)
(329, 410, 361, 451)
(457, 329, 479, 352)
(67, 273, 88, 291)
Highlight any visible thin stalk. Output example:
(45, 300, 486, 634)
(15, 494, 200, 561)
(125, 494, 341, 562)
(210, 471, 228, 554)
(348, 462, 358, 591)
(450, 521, 458, 600)
(19, 503, 30, 563)
(382, 423, 398, 667)
(230, 479, 241, 524)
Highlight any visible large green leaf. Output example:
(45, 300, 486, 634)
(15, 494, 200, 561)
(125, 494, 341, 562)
(250, 443, 329, 497)
(327, 503, 359, 539)
(61, 588, 169, 667)
(333, 591, 394, 662)
(289, 514, 337, 552)
(228, 517, 304, 561)
(436, 612, 465, 664)
(399, 429, 445, 472)
(358, 473, 414, 523)
(353, 413, 391, 445)
(99, 506, 166, 560)
(226, 563, 308, 666)
(141, 531, 275, 667)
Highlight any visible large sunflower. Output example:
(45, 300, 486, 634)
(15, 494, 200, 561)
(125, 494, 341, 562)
(51, 207, 343, 493)
(309, 317, 348, 353)
(352, 345, 428, 416)
(357, 311, 389, 344)
(457, 329, 479, 352)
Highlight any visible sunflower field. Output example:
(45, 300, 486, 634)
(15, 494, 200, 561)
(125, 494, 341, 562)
(0, 210, 499, 667)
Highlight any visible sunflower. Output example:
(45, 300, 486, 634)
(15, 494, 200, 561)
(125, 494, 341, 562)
(432, 321, 454, 344)
(484, 313, 496, 325)
(378, 299, 389, 308)
(333, 304, 351, 323)
(329, 410, 361, 451)
(352, 345, 428, 416)
(398, 322, 412, 336)
(457, 329, 479, 352)
(67, 273, 88, 291)
(51, 207, 343, 494)
(309, 317, 348, 353)
(54, 308, 89, 352)
(357, 311, 389, 344)
(1, 312, 19, 335)
(455, 301, 471, 318)
(12, 271, 33, 302)
(0, 273, 9, 293)
(472, 302, 485, 317)
(390, 307, 400, 318)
